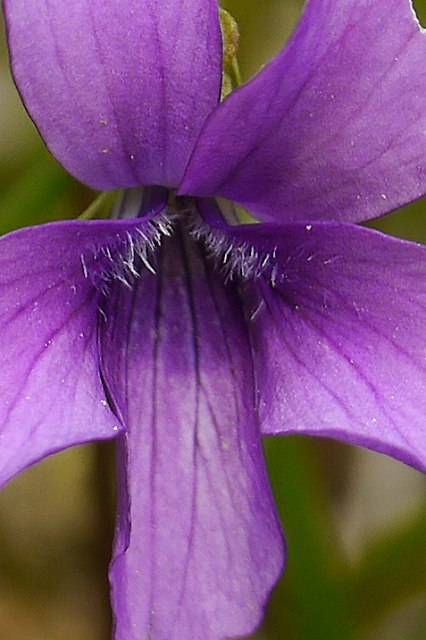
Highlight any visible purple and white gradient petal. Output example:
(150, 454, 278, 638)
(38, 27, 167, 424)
(100, 228, 283, 640)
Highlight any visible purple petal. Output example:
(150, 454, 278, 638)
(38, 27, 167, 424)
(100, 226, 283, 640)
(4, 0, 221, 190)
(0, 218, 156, 488)
(212, 218, 426, 472)
(181, 0, 426, 224)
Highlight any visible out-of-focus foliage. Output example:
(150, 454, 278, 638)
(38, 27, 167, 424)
(0, 2, 425, 639)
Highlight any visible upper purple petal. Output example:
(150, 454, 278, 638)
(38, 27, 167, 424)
(100, 224, 283, 640)
(4, 0, 222, 190)
(0, 219, 152, 488)
(221, 220, 426, 472)
(181, 0, 426, 224)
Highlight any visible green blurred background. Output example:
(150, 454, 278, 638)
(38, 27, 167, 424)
(0, 1, 425, 638)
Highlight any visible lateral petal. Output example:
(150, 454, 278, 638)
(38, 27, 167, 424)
(4, 0, 222, 190)
(0, 218, 156, 487)
(181, 0, 426, 224)
(100, 226, 283, 640)
(216, 219, 426, 472)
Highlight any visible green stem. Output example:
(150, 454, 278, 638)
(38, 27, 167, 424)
(91, 441, 116, 640)
(262, 436, 355, 640)
(352, 503, 426, 637)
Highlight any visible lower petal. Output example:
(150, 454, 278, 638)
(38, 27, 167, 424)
(100, 225, 283, 640)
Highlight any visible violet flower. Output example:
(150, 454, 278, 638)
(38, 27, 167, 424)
(1, 0, 426, 638)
